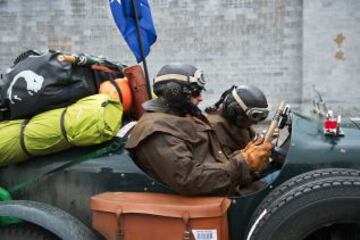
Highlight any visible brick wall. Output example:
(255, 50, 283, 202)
(0, 0, 358, 116)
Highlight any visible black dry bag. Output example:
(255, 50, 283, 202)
(0, 49, 116, 120)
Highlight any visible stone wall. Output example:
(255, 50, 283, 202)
(0, 0, 358, 116)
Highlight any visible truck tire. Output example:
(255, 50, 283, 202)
(0, 222, 59, 240)
(246, 169, 360, 240)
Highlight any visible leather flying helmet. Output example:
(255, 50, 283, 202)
(153, 63, 206, 108)
(223, 85, 269, 124)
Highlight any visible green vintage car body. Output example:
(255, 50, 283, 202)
(228, 112, 360, 239)
(0, 110, 360, 239)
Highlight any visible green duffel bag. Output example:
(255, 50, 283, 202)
(0, 94, 122, 166)
(0, 120, 28, 166)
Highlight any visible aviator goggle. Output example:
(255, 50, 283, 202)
(154, 70, 206, 96)
(231, 88, 269, 122)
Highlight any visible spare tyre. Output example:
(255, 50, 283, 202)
(246, 168, 360, 240)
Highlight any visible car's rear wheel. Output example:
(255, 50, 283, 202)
(246, 169, 360, 240)
(0, 222, 60, 240)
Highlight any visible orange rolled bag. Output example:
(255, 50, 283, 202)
(99, 65, 151, 119)
(99, 78, 133, 115)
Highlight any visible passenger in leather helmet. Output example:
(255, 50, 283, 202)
(126, 64, 272, 195)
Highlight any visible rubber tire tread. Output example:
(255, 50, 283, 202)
(0, 222, 59, 240)
(247, 169, 360, 240)
(253, 168, 360, 218)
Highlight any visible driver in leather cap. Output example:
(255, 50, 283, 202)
(206, 85, 277, 184)
(125, 64, 272, 196)
(206, 85, 269, 155)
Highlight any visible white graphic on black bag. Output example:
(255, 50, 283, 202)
(7, 70, 44, 104)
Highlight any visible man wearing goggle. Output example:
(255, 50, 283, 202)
(154, 65, 205, 111)
(230, 87, 269, 123)
(149, 66, 205, 116)
(206, 85, 275, 186)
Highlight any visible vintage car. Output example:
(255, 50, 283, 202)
(0, 92, 360, 240)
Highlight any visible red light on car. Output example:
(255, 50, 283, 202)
(324, 120, 337, 130)
(323, 110, 344, 136)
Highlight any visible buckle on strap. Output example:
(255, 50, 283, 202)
(183, 230, 191, 240)
(182, 211, 193, 240)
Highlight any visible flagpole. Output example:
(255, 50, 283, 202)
(130, 0, 152, 99)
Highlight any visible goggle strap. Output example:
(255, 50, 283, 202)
(154, 73, 205, 88)
(214, 85, 236, 109)
(231, 88, 249, 112)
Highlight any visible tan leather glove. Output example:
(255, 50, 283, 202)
(241, 139, 272, 172)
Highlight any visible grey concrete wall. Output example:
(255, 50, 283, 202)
(1, 0, 358, 116)
(302, 0, 360, 116)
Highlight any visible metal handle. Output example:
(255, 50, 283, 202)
(264, 101, 286, 143)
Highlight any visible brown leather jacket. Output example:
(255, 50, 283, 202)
(207, 111, 255, 156)
(125, 99, 254, 196)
